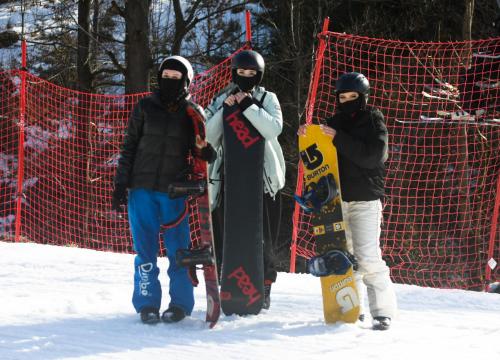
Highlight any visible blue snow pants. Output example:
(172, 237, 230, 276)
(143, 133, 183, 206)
(128, 188, 194, 315)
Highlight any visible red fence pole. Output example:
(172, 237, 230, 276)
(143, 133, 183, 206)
(15, 39, 27, 242)
(245, 10, 252, 44)
(289, 17, 330, 273)
(485, 171, 500, 290)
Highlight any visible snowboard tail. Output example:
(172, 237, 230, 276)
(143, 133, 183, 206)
(320, 269, 360, 323)
(298, 124, 360, 324)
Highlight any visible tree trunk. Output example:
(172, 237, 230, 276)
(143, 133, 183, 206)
(458, 1, 474, 268)
(76, 0, 93, 246)
(125, 0, 152, 94)
(462, 0, 474, 41)
(77, 0, 92, 92)
(172, 0, 187, 56)
(91, 0, 100, 69)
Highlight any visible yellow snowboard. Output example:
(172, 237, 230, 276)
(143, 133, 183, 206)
(298, 124, 360, 324)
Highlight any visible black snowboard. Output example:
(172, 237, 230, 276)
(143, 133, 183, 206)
(220, 102, 265, 315)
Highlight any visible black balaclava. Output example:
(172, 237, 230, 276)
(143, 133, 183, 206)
(233, 73, 260, 92)
(335, 72, 370, 116)
(337, 95, 366, 116)
(231, 50, 265, 92)
(158, 58, 188, 105)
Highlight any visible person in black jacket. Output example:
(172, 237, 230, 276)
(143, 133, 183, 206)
(111, 56, 215, 325)
(299, 72, 397, 330)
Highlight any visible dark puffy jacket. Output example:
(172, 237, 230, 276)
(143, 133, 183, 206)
(114, 91, 196, 193)
(326, 106, 388, 202)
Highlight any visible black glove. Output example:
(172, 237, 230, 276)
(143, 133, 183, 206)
(238, 95, 254, 112)
(198, 143, 217, 164)
(111, 183, 128, 212)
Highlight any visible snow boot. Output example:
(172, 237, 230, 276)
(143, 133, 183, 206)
(140, 307, 160, 324)
(372, 316, 391, 330)
(162, 305, 186, 323)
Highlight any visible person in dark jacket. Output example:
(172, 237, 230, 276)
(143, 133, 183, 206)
(298, 72, 397, 330)
(111, 56, 215, 325)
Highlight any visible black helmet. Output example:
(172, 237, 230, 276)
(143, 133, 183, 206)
(232, 50, 265, 72)
(231, 50, 265, 87)
(335, 72, 370, 98)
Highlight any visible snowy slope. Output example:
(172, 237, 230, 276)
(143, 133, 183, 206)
(0, 241, 499, 360)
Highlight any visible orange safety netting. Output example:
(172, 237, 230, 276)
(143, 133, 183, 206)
(292, 29, 500, 290)
(0, 46, 249, 254)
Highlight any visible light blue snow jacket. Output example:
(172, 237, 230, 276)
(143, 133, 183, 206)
(205, 84, 286, 210)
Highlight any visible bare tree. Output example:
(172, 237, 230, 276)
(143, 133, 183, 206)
(0, 30, 19, 48)
(111, 0, 152, 93)
(77, 0, 92, 91)
(124, 0, 152, 93)
(463, 0, 474, 41)
(170, 0, 248, 55)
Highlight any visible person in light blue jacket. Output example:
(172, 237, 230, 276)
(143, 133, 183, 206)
(205, 50, 286, 309)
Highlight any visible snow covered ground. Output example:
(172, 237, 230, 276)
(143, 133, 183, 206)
(0, 241, 499, 360)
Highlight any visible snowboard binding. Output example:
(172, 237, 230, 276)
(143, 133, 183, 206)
(176, 246, 215, 267)
(176, 247, 216, 287)
(168, 180, 206, 199)
(294, 173, 339, 213)
(307, 249, 358, 277)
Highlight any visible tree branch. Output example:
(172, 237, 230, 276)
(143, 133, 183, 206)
(26, 39, 77, 51)
(94, 32, 126, 45)
(105, 50, 126, 75)
(184, 0, 204, 26)
(173, 0, 186, 26)
(110, 0, 126, 19)
(91, 67, 123, 76)
(185, 2, 249, 32)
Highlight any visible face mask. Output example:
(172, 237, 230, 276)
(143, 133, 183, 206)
(233, 74, 258, 92)
(160, 78, 185, 104)
(337, 96, 364, 115)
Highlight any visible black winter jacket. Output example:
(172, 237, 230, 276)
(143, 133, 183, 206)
(114, 91, 197, 193)
(326, 106, 388, 202)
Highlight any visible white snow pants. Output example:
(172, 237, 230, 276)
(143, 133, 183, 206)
(342, 200, 397, 318)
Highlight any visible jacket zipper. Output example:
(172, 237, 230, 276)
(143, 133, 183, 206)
(154, 116, 169, 190)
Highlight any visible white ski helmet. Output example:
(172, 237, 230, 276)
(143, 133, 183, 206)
(158, 55, 194, 91)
